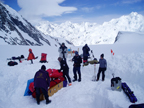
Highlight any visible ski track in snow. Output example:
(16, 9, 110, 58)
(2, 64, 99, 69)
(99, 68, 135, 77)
(0, 44, 144, 108)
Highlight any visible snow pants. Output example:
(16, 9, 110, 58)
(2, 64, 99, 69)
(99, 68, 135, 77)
(73, 67, 81, 80)
(97, 67, 106, 80)
(63, 69, 72, 83)
(83, 56, 88, 62)
(35, 87, 49, 103)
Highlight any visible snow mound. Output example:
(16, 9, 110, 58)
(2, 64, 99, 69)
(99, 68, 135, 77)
(114, 31, 144, 44)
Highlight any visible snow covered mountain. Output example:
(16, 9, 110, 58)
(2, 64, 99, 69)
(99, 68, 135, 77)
(36, 12, 144, 46)
(0, 2, 73, 47)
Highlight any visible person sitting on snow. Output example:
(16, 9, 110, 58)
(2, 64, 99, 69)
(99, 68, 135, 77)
(58, 43, 68, 61)
(34, 65, 51, 105)
(72, 51, 82, 82)
(96, 54, 107, 81)
(7, 55, 24, 63)
(58, 57, 72, 86)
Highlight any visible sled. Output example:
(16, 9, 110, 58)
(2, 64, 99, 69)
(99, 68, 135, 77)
(47, 69, 63, 78)
(129, 103, 144, 108)
(122, 82, 137, 103)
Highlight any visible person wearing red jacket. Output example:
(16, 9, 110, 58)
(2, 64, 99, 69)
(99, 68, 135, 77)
(27, 48, 35, 64)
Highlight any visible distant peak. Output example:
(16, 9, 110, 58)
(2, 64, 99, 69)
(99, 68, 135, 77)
(129, 12, 138, 16)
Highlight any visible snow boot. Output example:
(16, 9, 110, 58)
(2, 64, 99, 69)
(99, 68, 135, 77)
(78, 79, 81, 82)
(69, 83, 72, 86)
(46, 100, 51, 104)
(73, 79, 77, 82)
(37, 101, 40, 105)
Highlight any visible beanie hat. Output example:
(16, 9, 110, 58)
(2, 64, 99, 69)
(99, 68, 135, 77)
(101, 54, 104, 58)
(41, 65, 46, 70)
(29, 48, 32, 53)
(75, 51, 78, 55)
(58, 57, 62, 61)
(62, 43, 65, 45)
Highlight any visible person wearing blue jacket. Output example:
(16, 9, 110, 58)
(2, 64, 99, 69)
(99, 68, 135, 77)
(72, 51, 82, 82)
(34, 65, 51, 105)
(96, 54, 107, 81)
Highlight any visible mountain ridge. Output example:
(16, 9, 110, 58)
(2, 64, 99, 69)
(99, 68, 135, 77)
(36, 12, 144, 46)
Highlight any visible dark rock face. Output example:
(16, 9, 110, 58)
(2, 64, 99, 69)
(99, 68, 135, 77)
(0, 3, 51, 46)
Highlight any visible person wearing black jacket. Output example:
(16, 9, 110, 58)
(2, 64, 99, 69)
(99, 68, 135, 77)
(58, 43, 68, 61)
(72, 51, 82, 82)
(82, 44, 90, 64)
(58, 57, 72, 86)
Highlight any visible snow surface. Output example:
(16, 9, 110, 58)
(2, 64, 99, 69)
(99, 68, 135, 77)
(0, 32, 144, 108)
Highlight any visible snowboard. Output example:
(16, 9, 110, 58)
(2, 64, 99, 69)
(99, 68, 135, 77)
(122, 82, 137, 103)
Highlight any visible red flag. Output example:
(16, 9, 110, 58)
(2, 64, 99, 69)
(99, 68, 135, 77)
(111, 49, 114, 55)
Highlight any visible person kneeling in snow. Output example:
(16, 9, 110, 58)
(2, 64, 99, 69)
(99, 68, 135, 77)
(58, 57, 72, 86)
(72, 51, 82, 82)
(96, 54, 107, 81)
(34, 65, 51, 105)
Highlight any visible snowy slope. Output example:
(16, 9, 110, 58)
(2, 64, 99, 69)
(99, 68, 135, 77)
(114, 31, 144, 44)
(36, 12, 144, 46)
(0, 32, 144, 108)
(0, 2, 73, 47)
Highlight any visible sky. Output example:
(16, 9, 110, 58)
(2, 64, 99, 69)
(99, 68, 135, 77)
(1, 0, 144, 25)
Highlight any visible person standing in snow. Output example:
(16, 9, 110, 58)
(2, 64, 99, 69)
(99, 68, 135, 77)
(96, 54, 107, 81)
(72, 51, 82, 82)
(58, 57, 72, 86)
(58, 43, 68, 61)
(82, 44, 90, 64)
(34, 65, 51, 105)
(27, 48, 36, 64)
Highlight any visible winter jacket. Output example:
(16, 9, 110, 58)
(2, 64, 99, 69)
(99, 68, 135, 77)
(34, 69, 50, 91)
(72, 55, 82, 67)
(27, 49, 35, 60)
(58, 46, 68, 59)
(59, 59, 69, 71)
(98, 58, 107, 68)
(82, 45, 90, 57)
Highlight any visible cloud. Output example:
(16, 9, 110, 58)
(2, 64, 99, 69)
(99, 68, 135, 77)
(122, 0, 142, 4)
(17, 0, 77, 24)
(81, 7, 94, 12)
(81, 5, 105, 13)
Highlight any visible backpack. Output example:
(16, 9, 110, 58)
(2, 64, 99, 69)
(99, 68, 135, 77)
(111, 75, 122, 91)
(8, 61, 18, 66)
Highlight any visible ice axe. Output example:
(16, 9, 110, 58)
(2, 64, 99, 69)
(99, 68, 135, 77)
(91, 50, 95, 59)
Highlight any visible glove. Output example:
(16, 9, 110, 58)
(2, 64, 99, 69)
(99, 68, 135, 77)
(58, 69, 61, 72)
(104, 68, 107, 71)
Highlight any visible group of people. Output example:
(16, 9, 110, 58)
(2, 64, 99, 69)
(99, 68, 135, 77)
(33, 43, 107, 105)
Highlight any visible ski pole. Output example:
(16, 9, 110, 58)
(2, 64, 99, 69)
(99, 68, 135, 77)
(91, 50, 95, 59)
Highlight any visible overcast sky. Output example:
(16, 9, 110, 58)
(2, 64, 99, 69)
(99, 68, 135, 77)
(1, 0, 144, 25)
